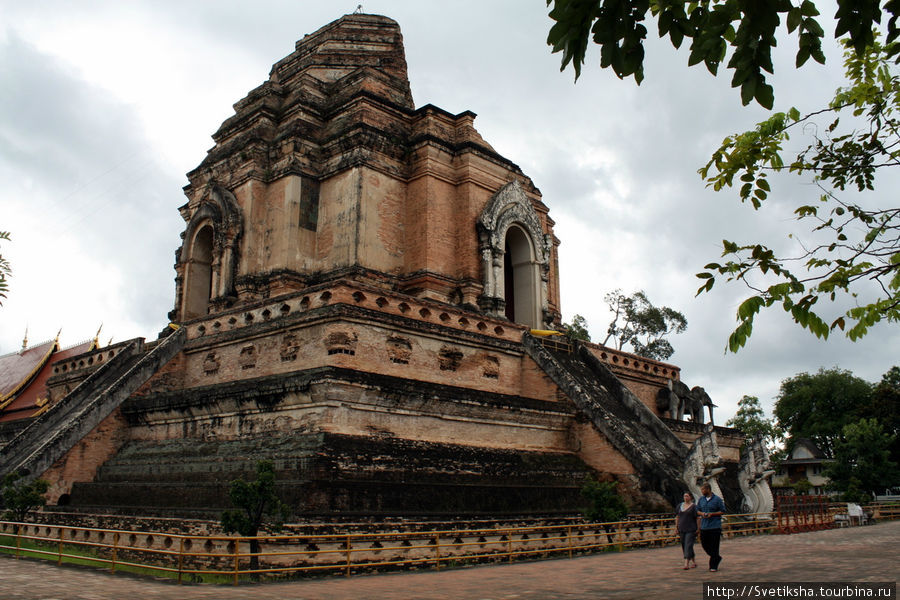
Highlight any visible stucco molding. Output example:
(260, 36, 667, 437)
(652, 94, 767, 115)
(477, 181, 551, 326)
(178, 185, 244, 309)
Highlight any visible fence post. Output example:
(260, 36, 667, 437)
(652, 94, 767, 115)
(58, 527, 64, 566)
(345, 534, 352, 577)
(434, 534, 441, 571)
(232, 538, 240, 586)
(507, 532, 513, 563)
(111, 532, 118, 574)
(567, 526, 572, 559)
(15, 524, 21, 559)
(178, 537, 185, 585)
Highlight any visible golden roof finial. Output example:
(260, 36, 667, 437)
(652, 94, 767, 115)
(93, 323, 103, 350)
(21, 326, 28, 352)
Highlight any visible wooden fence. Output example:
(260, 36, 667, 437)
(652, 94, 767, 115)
(0, 512, 777, 585)
(2, 504, 896, 585)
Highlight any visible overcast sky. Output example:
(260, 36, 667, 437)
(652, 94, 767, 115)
(1, 1, 897, 424)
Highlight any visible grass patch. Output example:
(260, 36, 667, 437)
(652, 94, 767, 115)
(0, 534, 240, 585)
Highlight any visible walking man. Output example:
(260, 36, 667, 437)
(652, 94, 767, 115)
(697, 482, 725, 571)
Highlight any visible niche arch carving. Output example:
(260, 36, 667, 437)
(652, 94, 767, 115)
(477, 181, 551, 328)
(177, 185, 243, 320)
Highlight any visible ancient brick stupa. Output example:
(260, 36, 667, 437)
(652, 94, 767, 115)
(0, 14, 770, 518)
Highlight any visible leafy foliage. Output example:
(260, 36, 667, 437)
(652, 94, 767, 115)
(792, 478, 813, 495)
(774, 367, 874, 458)
(0, 230, 10, 306)
(546, 0, 900, 108)
(725, 395, 778, 446)
(221, 460, 289, 573)
(697, 38, 900, 350)
(861, 366, 900, 464)
(601, 289, 687, 360)
(580, 477, 629, 522)
(1, 472, 49, 522)
(824, 418, 900, 498)
(562, 314, 592, 341)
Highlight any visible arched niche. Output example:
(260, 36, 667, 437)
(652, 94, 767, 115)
(503, 224, 541, 328)
(183, 225, 214, 319)
(477, 181, 551, 328)
(175, 185, 243, 321)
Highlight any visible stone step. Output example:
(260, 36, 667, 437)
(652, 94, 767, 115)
(523, 334, 688, 506)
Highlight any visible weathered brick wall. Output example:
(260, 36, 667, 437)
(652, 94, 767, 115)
(40, 407, 130, 504)
(149, 288, 553, 403)
(572, 421, 636, 476)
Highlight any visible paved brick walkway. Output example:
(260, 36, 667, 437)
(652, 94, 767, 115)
(2, 521, 897, 599)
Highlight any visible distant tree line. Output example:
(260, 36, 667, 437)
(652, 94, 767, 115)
(727, 366, 900, 501)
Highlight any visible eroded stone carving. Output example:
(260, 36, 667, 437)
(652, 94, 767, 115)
(481, 354, 500, 379)
(325, 331, 357, 355)
(737, 434, 776, 515)
(683, 424, 726, 500)
(280, 333, 300, 362)
(202, 352, 219, 375)
(438, 346, 464, 371)
(239, 344, 257, 370)
(387, 335, 412, 364)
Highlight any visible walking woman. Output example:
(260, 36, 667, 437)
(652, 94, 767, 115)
(675, 492, 698, 569)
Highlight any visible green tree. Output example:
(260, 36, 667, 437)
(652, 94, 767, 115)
(562, 314, 592, 341)
(774, 368, 873, 458)
(0, 230, 10, 306)
(1, 472, 49, 522)
(697, 38, 900, 350)
(862, 366, 900, 464)
(601, 289, 687, 360)
(824, 418, 900, 498)
(726, 395, 778, 446)
(580, 477, 628, 522)
(545, 0, 899, 109)
(221, 460, 289, 574)
(792, 478, 814, 495)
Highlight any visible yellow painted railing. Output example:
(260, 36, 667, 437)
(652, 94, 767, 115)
(0, 506, 894, 585)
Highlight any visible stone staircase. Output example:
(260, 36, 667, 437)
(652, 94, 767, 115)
(0, 327, 186, 481)
(523, 334, 688, 505)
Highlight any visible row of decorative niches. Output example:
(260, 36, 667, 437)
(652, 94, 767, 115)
(185, 281, 524, 344)
(51, 340, 134, 376)
(583, 342, 680, 382)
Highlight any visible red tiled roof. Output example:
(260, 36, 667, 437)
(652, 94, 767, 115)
(0, 340, 95, 423)
(0, 340, 56, 400)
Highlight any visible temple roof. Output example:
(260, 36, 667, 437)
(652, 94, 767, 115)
(0, 339, 95, 423)
(0, 339, 56, 401)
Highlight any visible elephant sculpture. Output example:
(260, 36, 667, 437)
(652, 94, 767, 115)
(690, 386, 717, 426)
(655, 380, 683, 420)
